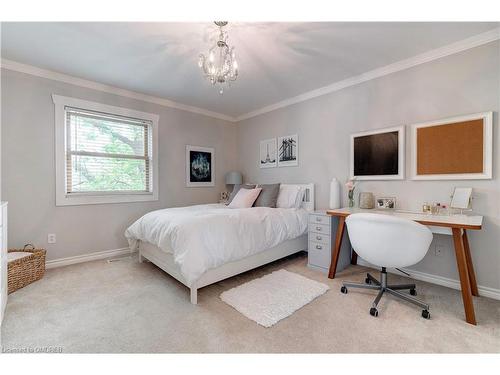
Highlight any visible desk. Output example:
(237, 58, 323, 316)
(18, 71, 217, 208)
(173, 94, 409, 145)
(326, 208, 483, 325)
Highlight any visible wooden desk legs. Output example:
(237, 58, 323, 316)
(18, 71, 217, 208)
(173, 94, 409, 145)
(462, 230, 479, 297)
(328, 216, 346, 279)
(452, 228, 477, 325)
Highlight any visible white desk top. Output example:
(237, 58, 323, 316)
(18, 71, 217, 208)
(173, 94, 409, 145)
(327, 207, 483, 230)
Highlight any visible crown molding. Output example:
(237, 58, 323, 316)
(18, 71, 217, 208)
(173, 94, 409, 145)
(2, 27, 499, 124)
(236, 27, 500, 122)
(0, 59, 237, 122)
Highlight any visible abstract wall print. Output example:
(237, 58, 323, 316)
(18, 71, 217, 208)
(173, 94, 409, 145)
(186, 145, 215, 187)
(350, 126, 405, 180)
(410, 112, 492, 180)
(260, 138, 277, 168)
(278, 134, 298, 167)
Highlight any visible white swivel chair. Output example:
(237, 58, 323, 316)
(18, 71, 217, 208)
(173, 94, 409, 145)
(340, 213, 433, 319)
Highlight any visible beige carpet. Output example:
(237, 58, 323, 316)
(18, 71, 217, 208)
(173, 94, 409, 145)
(1, 253, 499, 353)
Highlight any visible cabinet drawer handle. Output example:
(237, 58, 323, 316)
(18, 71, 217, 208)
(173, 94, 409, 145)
(316, 236, 322, 241)
(316, 226, 322, 231)
(316, 245, 322, 250)
(316, 217, 322, 222)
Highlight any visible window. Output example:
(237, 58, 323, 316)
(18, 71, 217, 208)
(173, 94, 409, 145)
(53, 95, 159, 206)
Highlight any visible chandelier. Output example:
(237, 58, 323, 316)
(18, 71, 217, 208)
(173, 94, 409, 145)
(198, 21, 239, 94)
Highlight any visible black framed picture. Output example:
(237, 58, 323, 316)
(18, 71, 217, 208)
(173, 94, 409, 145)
(186, 145, 215, 187)
(350, 126, 405, 180)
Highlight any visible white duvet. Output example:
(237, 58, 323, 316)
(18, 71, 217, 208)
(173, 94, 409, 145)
(125, 204, 308, 285)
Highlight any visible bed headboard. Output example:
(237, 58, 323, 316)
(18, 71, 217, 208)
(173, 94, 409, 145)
(281, 183, 315, 212)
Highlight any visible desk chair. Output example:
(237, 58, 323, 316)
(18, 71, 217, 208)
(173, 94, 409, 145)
(340, 213, 433, 319)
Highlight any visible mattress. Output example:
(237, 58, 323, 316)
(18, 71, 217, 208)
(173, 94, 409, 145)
(125, 203, 309, 285)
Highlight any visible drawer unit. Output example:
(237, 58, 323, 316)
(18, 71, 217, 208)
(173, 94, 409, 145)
(309, 232, 330, 246)
(308, 222, 330, 234)
(307, 209, 351, 274)
(308, 240, 330, 270)
(309, 214, 330, 225)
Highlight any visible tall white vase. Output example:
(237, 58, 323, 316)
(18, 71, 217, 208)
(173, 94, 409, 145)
(329, 178, 340, 209)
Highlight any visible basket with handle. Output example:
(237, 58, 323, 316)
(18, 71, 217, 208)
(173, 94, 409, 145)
(7, 244, 46, 294)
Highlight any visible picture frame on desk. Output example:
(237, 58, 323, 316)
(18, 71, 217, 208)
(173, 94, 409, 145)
(376, 197, 396, 210)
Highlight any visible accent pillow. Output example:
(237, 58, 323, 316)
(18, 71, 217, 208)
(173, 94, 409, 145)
(227, 184, 256, 204)
(228, 188, 263, 209)
(253, 183, 281, 208)
(276, 185, 302, 209)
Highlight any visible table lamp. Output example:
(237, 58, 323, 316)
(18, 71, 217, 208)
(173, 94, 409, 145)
(225, 171, 242, 186)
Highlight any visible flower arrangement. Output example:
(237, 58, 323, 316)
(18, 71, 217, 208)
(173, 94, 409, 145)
(345, 178, 357, 207)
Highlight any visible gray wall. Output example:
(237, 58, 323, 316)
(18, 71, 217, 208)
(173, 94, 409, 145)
(236, 41, 500, 290)
(1, 41, 499, 291)
(1, 69, 237, 261)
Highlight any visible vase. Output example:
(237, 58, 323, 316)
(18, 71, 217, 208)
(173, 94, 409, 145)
(359, 192, 375, 209)
(348, 190, 355, 207)
(329, 178, 340, 209)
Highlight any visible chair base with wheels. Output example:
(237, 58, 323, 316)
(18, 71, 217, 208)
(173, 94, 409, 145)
(340, 267, 430, 319)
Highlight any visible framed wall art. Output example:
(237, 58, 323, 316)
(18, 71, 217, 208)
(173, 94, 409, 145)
(350, 125, 405, 180)
(410, 112, 492, 180)
(186, 145, 215, 187)
(259, 138, 277, 168)
(278, 134, 298, 167)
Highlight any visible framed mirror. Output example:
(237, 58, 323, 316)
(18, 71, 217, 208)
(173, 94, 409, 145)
(450, 187, 473, 210)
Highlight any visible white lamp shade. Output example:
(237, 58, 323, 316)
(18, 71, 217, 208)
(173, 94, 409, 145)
(225, 171, 242, 185)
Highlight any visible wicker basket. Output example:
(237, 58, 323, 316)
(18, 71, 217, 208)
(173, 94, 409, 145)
(8, 244, 46, 294)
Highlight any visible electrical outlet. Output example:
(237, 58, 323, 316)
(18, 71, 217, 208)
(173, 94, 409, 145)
(47, 233, 56, 244)
(434, 244, 444, 257)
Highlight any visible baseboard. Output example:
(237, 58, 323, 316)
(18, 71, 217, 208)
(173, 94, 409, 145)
(357, 259, 500, 301)
(46, 247, 134, 269)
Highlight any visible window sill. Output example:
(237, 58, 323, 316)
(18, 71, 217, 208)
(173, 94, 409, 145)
(56, 192, 158, 206)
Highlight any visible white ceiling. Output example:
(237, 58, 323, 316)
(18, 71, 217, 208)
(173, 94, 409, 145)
(1, 22, 498, 119)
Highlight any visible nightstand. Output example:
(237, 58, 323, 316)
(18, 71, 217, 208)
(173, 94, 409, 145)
(307, 209, 351, 274)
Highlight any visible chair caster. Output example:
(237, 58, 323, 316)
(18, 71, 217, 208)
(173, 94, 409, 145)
(369, 307, 379, 317)
(340, 286, 348, 294)
(421, 310, 431, 319)
(365, 277, 372, 284)
(410, 289, 417, 296)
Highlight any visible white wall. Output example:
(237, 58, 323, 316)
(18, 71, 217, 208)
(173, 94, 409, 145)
(1, 69, 238, 261)
(236, 42, 500, 290)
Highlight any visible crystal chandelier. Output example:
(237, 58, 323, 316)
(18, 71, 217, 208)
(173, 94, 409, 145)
(198, 21, 239, 94)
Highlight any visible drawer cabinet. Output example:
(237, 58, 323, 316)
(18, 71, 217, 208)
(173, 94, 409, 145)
(307, 210, 351, 274)
(308, 222, 330, 234)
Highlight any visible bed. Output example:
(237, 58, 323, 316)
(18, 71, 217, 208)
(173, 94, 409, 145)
(125, 183, 315, 304)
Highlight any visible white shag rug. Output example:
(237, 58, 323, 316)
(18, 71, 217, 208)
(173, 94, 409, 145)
(220, 269, 329, 327)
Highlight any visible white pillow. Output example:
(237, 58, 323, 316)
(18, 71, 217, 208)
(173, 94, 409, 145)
(276, 185, 302, 209)
(228, 187, 262, 208)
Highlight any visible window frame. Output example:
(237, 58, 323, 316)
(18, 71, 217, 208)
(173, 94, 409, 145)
(53, 94, 159, 206)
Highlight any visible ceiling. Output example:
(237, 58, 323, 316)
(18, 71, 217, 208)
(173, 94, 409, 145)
(1, 22, 498, 119)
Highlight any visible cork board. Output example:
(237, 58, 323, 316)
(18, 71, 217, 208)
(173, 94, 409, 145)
(416, 119, 484, 175)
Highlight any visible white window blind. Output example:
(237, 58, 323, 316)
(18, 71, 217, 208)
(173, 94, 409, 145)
(65, 107, 153, 195)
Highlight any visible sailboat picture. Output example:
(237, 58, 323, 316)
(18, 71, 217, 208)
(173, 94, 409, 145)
(278, 134, 298, 167)
(259, 138, 277, 168)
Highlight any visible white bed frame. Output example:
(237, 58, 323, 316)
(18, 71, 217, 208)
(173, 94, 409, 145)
(138, 183, 315, 304)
